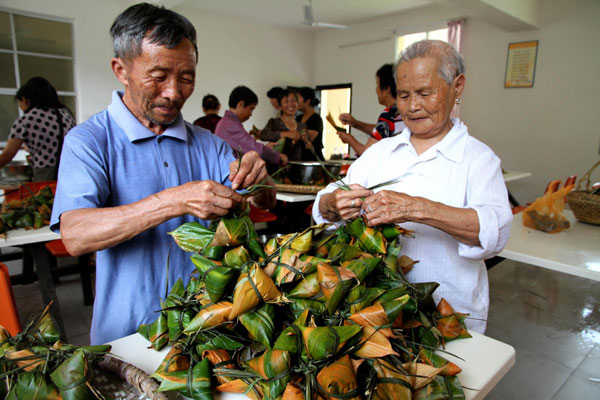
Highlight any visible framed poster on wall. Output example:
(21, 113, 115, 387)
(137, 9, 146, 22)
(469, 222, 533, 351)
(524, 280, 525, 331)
(504, 40, 539, 88)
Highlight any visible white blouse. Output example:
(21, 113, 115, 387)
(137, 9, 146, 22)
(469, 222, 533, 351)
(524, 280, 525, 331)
(312, 119, 512, 333)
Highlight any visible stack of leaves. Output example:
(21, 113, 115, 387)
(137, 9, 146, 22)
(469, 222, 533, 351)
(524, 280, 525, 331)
(0, 306, 112, 399)
(0, 185, 54, 234)
(140, 213, 472, 399)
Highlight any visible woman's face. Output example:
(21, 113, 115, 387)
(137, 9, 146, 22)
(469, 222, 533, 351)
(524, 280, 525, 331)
(279, 93, 298, 117)
(395, 56, 464, 140)
(17, 97, 30, 111)
(297, 95, 307, 111)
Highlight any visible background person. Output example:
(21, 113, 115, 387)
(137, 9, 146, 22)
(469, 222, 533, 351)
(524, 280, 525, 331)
(215, 85, 287, 168)
(0, 77, 76, 181)
(313, 40, 512, 334)
(193, 94, 221, 132)
(337, 63, 405, 156)
(259, 88, 309, 161)
(296, 86, 324, 161)
(266, 86, 283, 116)
(50, 3, 273, 345)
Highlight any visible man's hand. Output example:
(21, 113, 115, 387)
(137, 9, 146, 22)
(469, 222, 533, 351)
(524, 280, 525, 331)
(229, 151, 269, 190)
(336, 131, 354, 144)
(362, 190, 428, 226)
(319, 184, 373, 221)
(339, 113, 356, 127)
(177, 180, 243, 220)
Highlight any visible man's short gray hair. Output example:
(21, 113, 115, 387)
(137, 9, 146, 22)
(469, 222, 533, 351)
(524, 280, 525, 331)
(396, 40, 464, 84)
(110, 2, 197, 62)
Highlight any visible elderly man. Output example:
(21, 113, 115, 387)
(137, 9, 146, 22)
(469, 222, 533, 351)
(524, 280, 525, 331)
(313, 40, 512, 333)
(50, 3, 274, 344)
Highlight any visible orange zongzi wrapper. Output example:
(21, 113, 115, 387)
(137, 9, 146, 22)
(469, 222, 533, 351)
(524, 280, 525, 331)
(352, 325, 398, 358)
(229, 264, 283, 319)
(184, 301, 233, 334)
(317, 355, 360, 400)
(372, 359, 411, 400)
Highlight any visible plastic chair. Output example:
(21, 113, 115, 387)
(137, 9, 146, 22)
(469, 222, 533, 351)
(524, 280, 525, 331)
(44, 240, 94, 306)
(0, 262, 21, 335)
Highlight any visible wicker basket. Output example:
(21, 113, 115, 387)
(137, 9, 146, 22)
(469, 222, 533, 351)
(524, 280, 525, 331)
(566, 160, 600, 225)
(275, 183, 325, 194)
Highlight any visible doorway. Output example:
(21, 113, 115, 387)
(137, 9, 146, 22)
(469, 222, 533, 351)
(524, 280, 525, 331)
(315, 84, 352, 160)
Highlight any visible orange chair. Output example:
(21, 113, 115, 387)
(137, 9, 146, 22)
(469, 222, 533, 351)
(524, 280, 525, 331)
(45, 240, 94, 306)
(0, 262, 21, 335)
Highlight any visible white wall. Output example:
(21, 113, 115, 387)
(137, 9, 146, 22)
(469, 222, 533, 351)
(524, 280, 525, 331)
(313, 0, 600, 203)
(172, 4, 313, 128)
(0, 0, 314, 129)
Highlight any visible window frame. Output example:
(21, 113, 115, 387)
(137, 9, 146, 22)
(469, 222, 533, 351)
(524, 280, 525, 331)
(0, 7, 76, 144)
(394, 24, 449, 61)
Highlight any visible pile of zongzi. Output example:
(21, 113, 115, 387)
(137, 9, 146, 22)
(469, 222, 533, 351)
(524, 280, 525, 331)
(0, 185, 54, 234)
(140, 212, 472, 400)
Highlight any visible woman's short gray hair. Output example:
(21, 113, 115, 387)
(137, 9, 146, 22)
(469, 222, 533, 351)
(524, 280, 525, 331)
(396, 40, 464, 84)
(110, 2, 197, 62)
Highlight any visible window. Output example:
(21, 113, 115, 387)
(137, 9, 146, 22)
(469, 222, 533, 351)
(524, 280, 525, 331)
(395, 27, 448, 59)
(315, 84, 352, 160)
(0, 10, 75, 143)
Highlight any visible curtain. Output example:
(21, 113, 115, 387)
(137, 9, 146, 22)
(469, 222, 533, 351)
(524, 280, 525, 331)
(448, 18, 465, 118)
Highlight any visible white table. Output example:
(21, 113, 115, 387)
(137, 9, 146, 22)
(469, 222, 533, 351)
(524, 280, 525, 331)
(275, 170, 530, 204)
(502, 171, 532, 183)
(275, 192, 316, 202)
(499, 210, 600, 281)
(108, 332, 515, 400)
(0, 226, 64, 333)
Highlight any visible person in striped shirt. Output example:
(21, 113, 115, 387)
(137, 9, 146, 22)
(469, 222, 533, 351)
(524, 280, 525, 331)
(337, 63, 405, 156)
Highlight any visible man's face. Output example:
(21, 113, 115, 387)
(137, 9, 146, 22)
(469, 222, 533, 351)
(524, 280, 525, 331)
(238, 102, 256, 122)
(375, 75, 390, 106)
(114, 37, 196, 133)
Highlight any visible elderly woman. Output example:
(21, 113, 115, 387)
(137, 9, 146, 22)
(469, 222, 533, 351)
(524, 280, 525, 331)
(313, 40, 512, 334)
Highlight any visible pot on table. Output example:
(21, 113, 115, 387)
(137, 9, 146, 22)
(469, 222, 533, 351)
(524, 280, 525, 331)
(0, 160, 32, 184)
(285, 161, 342, 186)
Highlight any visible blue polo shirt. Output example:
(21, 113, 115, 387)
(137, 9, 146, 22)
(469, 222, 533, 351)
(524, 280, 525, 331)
(50, 91, 235, 344)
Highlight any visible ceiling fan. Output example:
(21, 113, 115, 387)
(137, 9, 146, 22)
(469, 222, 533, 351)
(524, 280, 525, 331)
(303, 0, 348, 29)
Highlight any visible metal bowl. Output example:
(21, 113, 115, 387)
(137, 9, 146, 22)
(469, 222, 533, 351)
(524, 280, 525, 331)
(0, 160, 32, 183)
(286, 161, 341, 186)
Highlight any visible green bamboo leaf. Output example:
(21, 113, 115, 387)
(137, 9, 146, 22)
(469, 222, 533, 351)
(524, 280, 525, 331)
(149, 312, 169, 351)
(346, 218, 387, 254)
(16, 371, 61, 399)
(287, 272, 320, 298)
(239, 303, 276, 348)
(195, 331, 245, 352)
(300, 326, 361, 361)
(168, 222, 215, 253)
(342, 256, 382, 282)
(50, 350, 91, 400)
(346, 285, 386, 314)
(223, 246, 250, 268)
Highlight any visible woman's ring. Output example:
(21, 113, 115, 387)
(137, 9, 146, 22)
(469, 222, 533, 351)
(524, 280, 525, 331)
(367, 205, 374, 213)
(351, 199, 356, 207)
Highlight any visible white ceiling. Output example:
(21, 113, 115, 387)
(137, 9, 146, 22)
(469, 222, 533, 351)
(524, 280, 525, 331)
(169, 0, 434, 29)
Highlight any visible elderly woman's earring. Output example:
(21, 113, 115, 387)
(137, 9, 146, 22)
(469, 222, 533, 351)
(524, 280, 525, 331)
(455, 97, 461, 105)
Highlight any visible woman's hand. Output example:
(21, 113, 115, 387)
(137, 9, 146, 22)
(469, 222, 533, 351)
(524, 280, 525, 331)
(282, 130, 300, 142)
(362, 190, 428, 226)
(319, 184, 373, 222)
(362, 190, 481, 246)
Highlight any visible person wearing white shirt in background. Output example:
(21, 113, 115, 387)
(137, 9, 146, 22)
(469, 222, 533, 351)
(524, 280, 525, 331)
(312, 39, 512, 334)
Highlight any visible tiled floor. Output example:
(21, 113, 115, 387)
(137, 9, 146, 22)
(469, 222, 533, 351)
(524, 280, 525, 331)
(7, 256, 600, 399)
